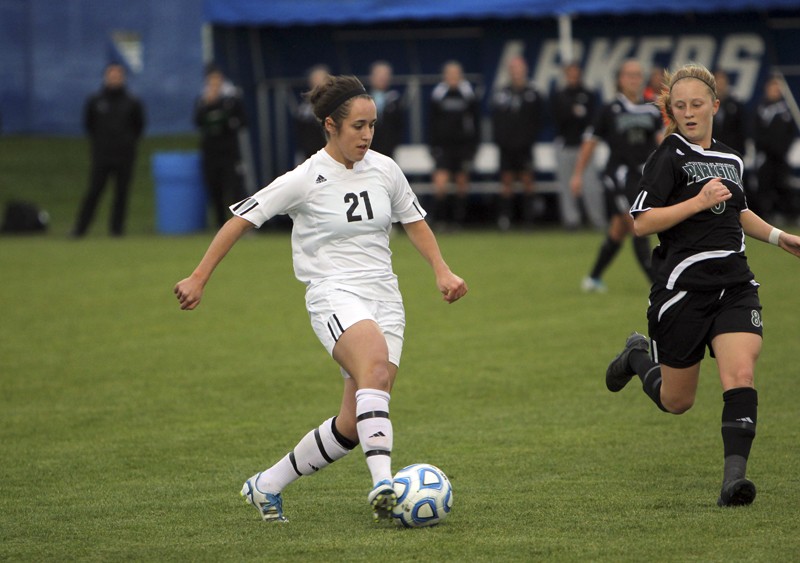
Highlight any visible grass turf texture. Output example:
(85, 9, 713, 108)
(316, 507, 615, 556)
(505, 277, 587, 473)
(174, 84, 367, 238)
(2, 137, 799, 561)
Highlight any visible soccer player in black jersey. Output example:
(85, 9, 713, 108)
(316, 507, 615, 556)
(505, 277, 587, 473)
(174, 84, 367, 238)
(605, 63, 800, 507)
(571, 59, 663, 292)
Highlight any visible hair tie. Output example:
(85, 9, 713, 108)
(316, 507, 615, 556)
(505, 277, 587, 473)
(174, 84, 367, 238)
(670, 75, 716, 96)
(320, 87, 367, 119)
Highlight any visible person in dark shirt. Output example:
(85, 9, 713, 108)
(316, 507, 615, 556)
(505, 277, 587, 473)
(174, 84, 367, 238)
(295, 65, 331, 162)
(713, 69, 753, 213)
(367, 61, 405, 159)
(72, 63, 145, 237)
(753, 74, 798, 223)
(490, 56, 544, 230)
(712, 69, 748, 156)
(194, 66, 248, 228)
(428, 61, 481, 228)
(571, 59, 662, 292)
(551, 62, 605, 230)
(606, 63, 800, 508)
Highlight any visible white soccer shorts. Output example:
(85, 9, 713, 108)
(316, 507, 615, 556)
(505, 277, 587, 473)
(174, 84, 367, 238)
(306, 286, 405, 377)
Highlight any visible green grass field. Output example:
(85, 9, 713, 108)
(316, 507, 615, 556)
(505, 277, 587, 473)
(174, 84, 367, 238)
(1, 137, 799, 561)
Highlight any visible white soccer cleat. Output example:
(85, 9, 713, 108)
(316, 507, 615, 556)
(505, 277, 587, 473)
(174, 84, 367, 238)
(581, 276, 608, 293)
(241, 473, 288, 522)
(367, 479, 397, 523)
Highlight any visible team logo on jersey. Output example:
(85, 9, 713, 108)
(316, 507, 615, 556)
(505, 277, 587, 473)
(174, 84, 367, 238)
(711, 202, 726, 215)
(682, 161, 742, 189)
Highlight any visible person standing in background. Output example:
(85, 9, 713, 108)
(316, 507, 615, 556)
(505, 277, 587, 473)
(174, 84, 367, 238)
(571, 59, 662, 292)
(490, 55, 544, 230)
(72, 63, 145, 237)
(712, 69, 748, 157)
(194, 65, 248, 229)
(428, 61, 481, 229)
(713, 69, 752, 210)
(753, 74, 798, 224)
(367, 61, 405, 159)
(294, 65, 331, 161)
(551, 62, 605, 231)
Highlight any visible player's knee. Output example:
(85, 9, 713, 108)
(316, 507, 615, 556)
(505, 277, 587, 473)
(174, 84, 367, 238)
(663, 395, 695, 415)
(371, 366, 393, 392)
(358, 362, 392, 392)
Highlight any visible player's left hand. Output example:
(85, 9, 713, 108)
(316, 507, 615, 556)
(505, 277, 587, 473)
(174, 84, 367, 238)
(438, 272, 468, 303)
(777, 231, 800, 258)
(174, 275, 205, 310)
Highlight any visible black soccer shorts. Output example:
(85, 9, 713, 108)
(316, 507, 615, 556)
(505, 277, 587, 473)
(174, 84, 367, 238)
(647, 281, 763, 369)
(602, 164, 644, 217)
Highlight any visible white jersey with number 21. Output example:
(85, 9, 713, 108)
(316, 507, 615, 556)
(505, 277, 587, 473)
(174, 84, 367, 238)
(230, 149, 426, 301)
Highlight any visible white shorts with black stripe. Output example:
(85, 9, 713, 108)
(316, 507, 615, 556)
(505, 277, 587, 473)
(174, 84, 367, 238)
(306, 285, 405, 378)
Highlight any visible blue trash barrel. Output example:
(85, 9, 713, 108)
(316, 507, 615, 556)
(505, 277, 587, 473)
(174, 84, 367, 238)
(152, 152, 207, 234)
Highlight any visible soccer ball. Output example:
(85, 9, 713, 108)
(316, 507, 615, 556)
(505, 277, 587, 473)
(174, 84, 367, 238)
(391, 463, 453, 528)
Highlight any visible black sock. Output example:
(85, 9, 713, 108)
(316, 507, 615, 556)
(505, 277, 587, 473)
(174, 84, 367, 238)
(589, 236, 622, 280)
(632, 236, 655, 282)
(721, 387, 758, 483)
(630, 350, 669, 412)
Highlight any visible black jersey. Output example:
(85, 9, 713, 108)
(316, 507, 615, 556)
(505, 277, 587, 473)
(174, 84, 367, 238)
(590, 94, 661, 176)
(490, 84, 543, 150)
(428, 80, 481, 149)
(551, 84, 597, 147)
(630, 133, 755, 291)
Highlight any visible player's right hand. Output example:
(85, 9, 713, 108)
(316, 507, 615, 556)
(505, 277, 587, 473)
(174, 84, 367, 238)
(698, 177, 731, 210)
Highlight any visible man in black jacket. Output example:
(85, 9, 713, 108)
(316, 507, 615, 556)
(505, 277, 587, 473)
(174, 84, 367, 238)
(367, 61, 405, 159)
(194, 66, 248, 228)
(72, 63, 145, 237)
(713, 69, 748, 156)
(491, 56, 544, 230)
(294, 65, 330, 162)
(551, 62, 604, 230)
(428, 61, 481, 228)
(754, 74, 798, 222)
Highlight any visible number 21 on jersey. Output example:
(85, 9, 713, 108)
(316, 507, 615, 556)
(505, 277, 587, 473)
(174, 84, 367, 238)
(344, 191, 374, 222)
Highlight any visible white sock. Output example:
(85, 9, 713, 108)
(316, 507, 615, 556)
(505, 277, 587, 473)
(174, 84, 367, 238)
(355, 388, 393, 485)
(256, 417, 356, 493)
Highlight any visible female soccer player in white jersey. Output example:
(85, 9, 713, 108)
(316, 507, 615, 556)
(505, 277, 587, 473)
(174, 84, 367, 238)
(604, 63, 800, 507)
(174, 75, 468, 522)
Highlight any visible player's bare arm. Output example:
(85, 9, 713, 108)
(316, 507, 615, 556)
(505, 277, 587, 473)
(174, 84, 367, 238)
(403, 219, 468, 303)
(174, 216, 254, 310)
(633, 177, 731, 237)
(740, 209, 800, 258)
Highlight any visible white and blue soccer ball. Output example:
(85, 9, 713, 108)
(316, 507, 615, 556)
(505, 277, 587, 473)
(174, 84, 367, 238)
(391, 463, 453, 528)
